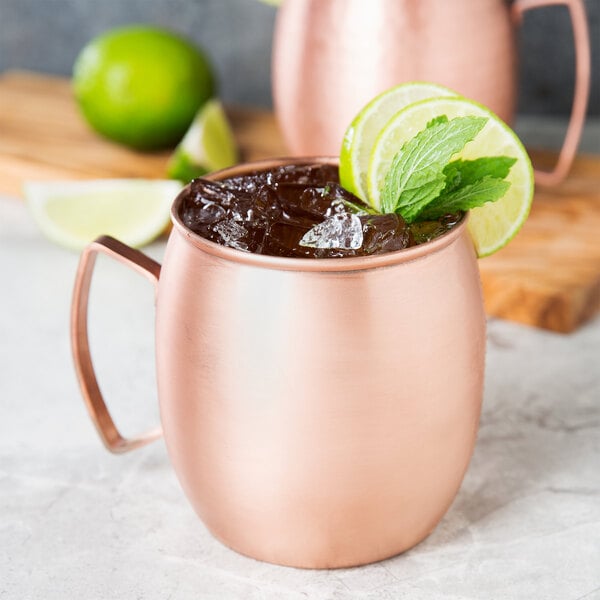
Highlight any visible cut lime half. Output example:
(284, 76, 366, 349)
(339, 82, 458, 203)
(167, 99, 238, 182)
(25, 179, 182, 251)
(367, 96, 534, 257)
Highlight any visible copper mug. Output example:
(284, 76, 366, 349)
(71, 158, 486, 568)
(272, 0, 590, 186)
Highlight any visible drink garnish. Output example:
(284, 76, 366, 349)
(340, 92, 533, 257)
(380, 115, 516, 222)
(340, 82, 458, 202)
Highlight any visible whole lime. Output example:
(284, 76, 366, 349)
(73, 25, 215, 150)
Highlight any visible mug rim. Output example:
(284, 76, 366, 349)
(170, 157, 470, 272)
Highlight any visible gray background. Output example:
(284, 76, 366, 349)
(0, 0, 599, 115)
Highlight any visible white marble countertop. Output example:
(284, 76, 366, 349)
(2, 119, 600, 599)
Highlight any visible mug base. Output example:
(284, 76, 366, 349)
(203, 520, 438, 570)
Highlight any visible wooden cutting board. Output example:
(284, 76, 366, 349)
(1, 70, 599, 333)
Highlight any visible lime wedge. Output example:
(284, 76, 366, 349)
(367, 96, 533, 257)
(24, 179, 182, 251)
(339, 82, 458, 202)
(167, 99, 238, 182)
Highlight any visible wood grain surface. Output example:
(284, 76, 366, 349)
(479, 152, 600, 333)
(0, 70, 286, 195)
(1, 70, 598, 333)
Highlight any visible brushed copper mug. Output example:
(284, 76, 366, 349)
(71, 158, 486, 569)
(272, 0, 590, 186)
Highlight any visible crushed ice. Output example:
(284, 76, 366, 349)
(299, 212, 364, 250)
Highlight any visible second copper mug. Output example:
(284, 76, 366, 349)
(272, 0, 590, 186)
(71, 158, 486, 569)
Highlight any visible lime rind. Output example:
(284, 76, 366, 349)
(366, 96, 533, 257)
(168, 99, 238, 182)
(24, 179, 182, 251)
(167, 148, 209, 182)
(339, 81, 459, 203)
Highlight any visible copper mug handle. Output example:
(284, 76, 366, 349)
(512, 0, 591, 186)
(71, 235, 163, 453)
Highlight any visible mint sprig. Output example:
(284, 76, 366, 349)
(379, 115, 515, 223)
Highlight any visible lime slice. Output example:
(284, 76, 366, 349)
(167, 99, 238, 182)
(367, 96, 533, 257)
(339, 82, 458, 202)
(24, 179, 182, 251)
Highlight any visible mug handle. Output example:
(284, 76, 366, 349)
(71, 235, 163, 454)
(512, 0, 590, 186)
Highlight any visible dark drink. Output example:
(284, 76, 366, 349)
(179, 164, 461, 258)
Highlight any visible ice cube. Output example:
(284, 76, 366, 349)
(361, 214, 412, 254)
(408, 213, 460, 245)
(262, 222, 314, 257)
(299, 213, 363, 250)
(274, 183, 330, 221)
(228, 196, 256, 223)
(254, 186, 283, 220)
(196, 202, 226, 224)
(187, 178, 239, 207)
(213, 219, 249, 251)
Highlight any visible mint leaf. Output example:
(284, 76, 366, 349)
(381, 116, 488, 221)
(418, 176, 511, 220)
(417, 156, 516, 220)
(394, 176, 447, 219)
(426, 115, 450, 128)
(442, 156, 516, 192)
